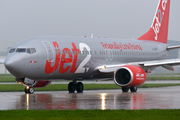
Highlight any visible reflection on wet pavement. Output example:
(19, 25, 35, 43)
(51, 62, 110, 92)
(1, 86, 180, 110)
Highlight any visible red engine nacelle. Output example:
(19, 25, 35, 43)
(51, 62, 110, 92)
(34, 81, 52, 88)
(114, 65, 146, 87)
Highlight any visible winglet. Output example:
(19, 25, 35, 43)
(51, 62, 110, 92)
(138, 0, 170, 43)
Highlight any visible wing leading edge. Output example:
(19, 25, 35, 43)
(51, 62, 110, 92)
(98, 58, 180, 73)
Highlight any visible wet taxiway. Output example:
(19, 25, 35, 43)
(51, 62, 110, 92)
(1, 86, 180, 110)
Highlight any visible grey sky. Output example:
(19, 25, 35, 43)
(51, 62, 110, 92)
(0, 0, 180, 43)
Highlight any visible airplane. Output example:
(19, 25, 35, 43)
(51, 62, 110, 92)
(1, 0, 180, 94)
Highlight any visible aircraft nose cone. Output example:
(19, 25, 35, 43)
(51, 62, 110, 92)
(4, 58, 17, 73)
(4, 55, 23, 77)
(4, 58, 13, 70)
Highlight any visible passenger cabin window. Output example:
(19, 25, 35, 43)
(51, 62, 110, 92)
(9, 48, 16, 53)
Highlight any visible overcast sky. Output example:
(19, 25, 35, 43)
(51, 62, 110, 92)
(0, 0, 180, 43)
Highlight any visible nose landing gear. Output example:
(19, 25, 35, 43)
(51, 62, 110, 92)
(24, 86, 34, 94)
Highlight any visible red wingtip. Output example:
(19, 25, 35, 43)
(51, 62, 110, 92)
(138, 0, 170, 43)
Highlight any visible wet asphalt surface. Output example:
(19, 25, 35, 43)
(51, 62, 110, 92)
(1, 86, 180, 110)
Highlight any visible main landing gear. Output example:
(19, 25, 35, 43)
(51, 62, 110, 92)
(122, 86, 138, 92)
(24, 86, 34, 94)
(68, 80, 84, 93)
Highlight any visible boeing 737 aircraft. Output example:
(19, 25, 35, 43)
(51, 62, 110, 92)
(1, 0, 180, 94)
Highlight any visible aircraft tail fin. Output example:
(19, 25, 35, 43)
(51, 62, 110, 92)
(138, 0, 170, 43)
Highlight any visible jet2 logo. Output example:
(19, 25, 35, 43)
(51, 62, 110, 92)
(45, 42, 91, 74)
(152, 0, 168, 40)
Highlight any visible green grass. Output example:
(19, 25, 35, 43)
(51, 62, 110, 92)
(0, 74, 15, 82)
(147, 76, 180, 80)
(0, 83, 180, 92)
(148, 73, 180, 75)
(0, 110, 180, 120)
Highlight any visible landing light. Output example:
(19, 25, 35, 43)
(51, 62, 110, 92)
(97, 65, 106, 69)
(103, 66, 106, 69)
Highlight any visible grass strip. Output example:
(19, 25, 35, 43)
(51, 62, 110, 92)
(0, 83, 180, 92)
(147, 76, 180, 80)
(0, 74, 13, 77)
(0, 109, 180, 120)
(0, 74, 15, 82)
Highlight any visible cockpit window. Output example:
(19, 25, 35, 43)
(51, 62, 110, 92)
(31, 48, 36, 54)
(27, 48, 31, 54)
(9, 48, 16, 53)
(9, 48, 36, 54)
(26, 48, 36, 54)
(16, 48, 26, 52)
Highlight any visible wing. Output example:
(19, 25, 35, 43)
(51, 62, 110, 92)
(97, 58, 180, 73)
(139, 59, 180, 67)
(139, 59, 180, 71)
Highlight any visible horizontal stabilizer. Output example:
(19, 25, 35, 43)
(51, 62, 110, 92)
(167, 45, 180, 50)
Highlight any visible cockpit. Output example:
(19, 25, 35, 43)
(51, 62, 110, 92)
(9, 48, 36, 54)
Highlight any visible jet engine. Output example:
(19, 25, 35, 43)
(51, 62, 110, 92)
(114, 65, 146, 87)
(16, 78, 51, 88)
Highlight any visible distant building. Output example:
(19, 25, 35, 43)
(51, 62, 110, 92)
(0, 39, 17, 73)
(0, 39, 17, 56)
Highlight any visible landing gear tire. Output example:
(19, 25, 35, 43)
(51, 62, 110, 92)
(24, 88, 28, 94)
(68, 81, 84, 93)
(68, 82, 75, 93)
(29, 87, 34, 94)
(24, 86, 34, 94)
(122, 87, 129, 92)
(76, 82, 83, 93)
(130, 87, 138, 92)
